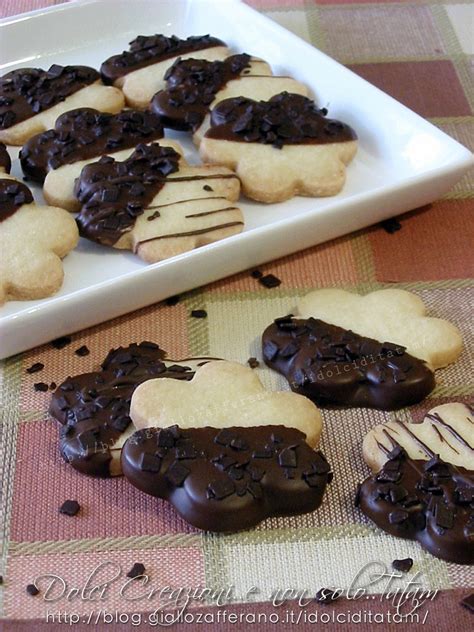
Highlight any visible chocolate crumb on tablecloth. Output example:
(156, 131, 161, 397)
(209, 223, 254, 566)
(26, 584, 39, 596)
(250, 269, 263, 279)
(191, 309, 207, 319)
(127, 563, 146, 579)
(34, 382, 49, 392)
(247, 357, 260, 369)
(0, 575, 3, 585)
(26, 362, 44, 374)
(392, 558, 413, 573)
(75, 345, 90, 357)
(49, 382, 57, 391)
(380, 217, 402, 234)
(59, 499, 81, 516)
(460, 593, 474, 613)
(259, 274, 281, 289)
(165, 295, 180, 306)
(315, 588, 341, 605)
(51, 335, 72, 349)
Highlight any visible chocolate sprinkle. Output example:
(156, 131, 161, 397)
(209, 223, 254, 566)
(59, 499, 81, 516)
(392, 558, 413, 573)
(250, 269, 263, 279)
(127, 562, 146, 579)
(26, 362, 44, 374)
(247, 357, 260, 369)
(380, 217, 402, 234)
(51, 336, 72, 349)
(75, 345, 90, 357)
(259, 274, 281, 289)
(34, 382, 49, 392)
(0, 142, 11, 173)
(26, 584, 39, 596)
(191, 309, 207, 319)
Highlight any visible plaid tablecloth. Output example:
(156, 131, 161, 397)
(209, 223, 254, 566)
(1, 0, 473, 630)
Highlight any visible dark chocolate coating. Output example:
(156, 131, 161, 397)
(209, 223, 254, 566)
(0, 143, 11, 173)
(75, 142, 180, 246)
(205, 92, 357, 148)
(151, 54, 251, 131)
(0, 178, 34, 222)
(357, 448, 474, 564)
(20, 108, 164, 183)
(100, 34, 226, 84)
(262, 316, 435, 410)
(49, 342, 195, 477)
(122, 425, 332, 532)
(0, 65, 99, 130)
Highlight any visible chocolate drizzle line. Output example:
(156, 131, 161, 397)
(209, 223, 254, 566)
(49, 342, 198, 478)
(0, 178, 34, 222)
(151, 54, 251, 131)
(20, 108, 164, 183)
(122, 425, 332, 532)
(426, 412, 474, 450)
(134, 221, 244, 252)
(262, 316, 435, 410)
(0, 65, 99, 130)
(206, 92, 357, 148)
(100, 34, 226, 84)
(75, 143, 181, 246)
(358, 448, 474, 564)
(0, 143, 11, 173)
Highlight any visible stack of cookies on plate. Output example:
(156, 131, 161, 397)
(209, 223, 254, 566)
(0, 32, 357, 304)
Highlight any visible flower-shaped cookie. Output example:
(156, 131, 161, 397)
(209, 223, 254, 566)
(297, 288, 463, 370)
(75, 143, 243, 263)
(100, 34, 230, 108)
(50, 341, 214, 477)
(130, 359, 323, 447)
(0, 65, 124, 145)
(122, 425, 332, 532)
(199, 92, 358, 202)
(151, 54, 308, 144)
(357, 403, 473, 564)
(0, 175, 78, 304)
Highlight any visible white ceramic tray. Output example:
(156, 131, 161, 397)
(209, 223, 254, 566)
(0, 0, 472, 359)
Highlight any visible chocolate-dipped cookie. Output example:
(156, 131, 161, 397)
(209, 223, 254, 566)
(0, 175, 78, 304)
(357, 446, 473, 564)
(75, 142, 243, 263)
(151, 54, 307, 144)
(100, 34, 230, 108)
(0, 65, 124, 145)
(0, 142, 11, 174)
(262, 316, 435, 410)
(200, 92, 357, 201)
(50, 342, 215, 477)
(19, 108, 176, 212)
(122, 425, 332, 532)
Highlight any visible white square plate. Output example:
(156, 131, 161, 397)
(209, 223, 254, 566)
(0, 0, 472, 359)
